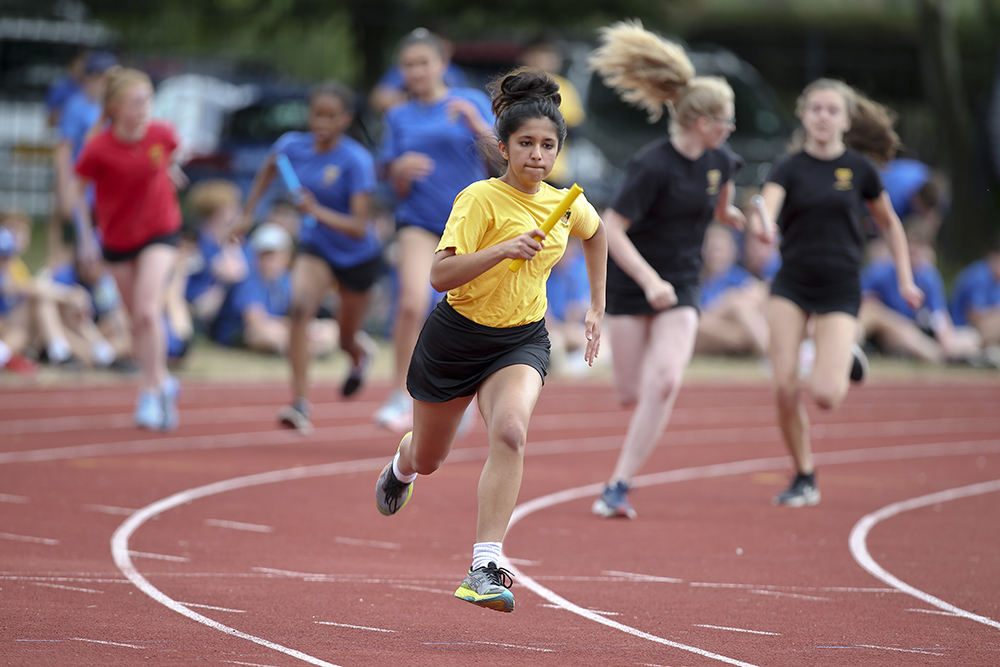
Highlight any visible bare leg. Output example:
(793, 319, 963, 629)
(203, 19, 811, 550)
(767, 296, 812, 474)
(810, 311, 858, 410)
(858, 298, 943, 363)
(337, 283, 372, 366)
(391, 227, 438, 394)
(287, 254, 333, 400)
(396, 394, 475, 476)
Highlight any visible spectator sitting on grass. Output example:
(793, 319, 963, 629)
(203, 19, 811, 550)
(210, 223, 337, 356)
(949, 234, 1000, 351)
(858, 223, 991, 366)
(0, 227, 40, 375)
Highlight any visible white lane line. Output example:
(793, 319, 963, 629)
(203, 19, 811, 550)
(69, 637, 143, 649)
(0, 532, 59, 546)
(31, 582, 103, 594)
(506, 557, 542, 566)
(848, 478, 1000, 630)
(128, 551, 189, 562)
(694, 624, 781, 636)
(85, 504, 136, 515)
(601, 570, 683, 583)
(817, 643, 947, 656)
(391, 584, 454, 595)
(750, 589, 830, 602)
(541, 603, 620, 616)
(111, 439, 1000, 667)
(906, 607, 961, 617)
(204, 519, 274, 533)
(0, 493, 29, 503)
(223, 661, 284, 667)
(314, 621, 396, 633)
(421, 640, 555, 653)
(181, 602, 247, 613)
(332, 536, 400, 550)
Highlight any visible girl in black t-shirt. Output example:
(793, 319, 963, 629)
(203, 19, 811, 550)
(757, 79, 924, 507)
(587, 21, 762, 519)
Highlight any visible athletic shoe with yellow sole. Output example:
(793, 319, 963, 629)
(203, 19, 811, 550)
(454, 562, 515, 613)
(375, 433, 414, 516)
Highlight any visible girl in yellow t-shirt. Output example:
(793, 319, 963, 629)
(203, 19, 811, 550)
(375, 67, 607, 613)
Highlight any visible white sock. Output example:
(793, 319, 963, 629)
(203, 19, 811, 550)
(47, 338, 72, 364)
(392, 452, 417, 484)
(0, 340, 11, 367)
(471, 542, 503, 571)
(91, 340, 116, 367)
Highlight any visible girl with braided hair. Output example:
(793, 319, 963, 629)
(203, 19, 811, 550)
(758, 79, 923, 506)
(374, 67, 607, 613)
(588, 21, 757, 519)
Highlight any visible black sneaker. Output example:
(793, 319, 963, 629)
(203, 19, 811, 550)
(773, 472, 821, 507)
(850, 344, 868, 384)
(342, 334, 376, 397)
(375, 434, 414, 516)
(454, 562, 515, 612)
(277, 398, 313, 434)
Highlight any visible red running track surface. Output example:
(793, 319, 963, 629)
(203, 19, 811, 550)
(1, 377, 999, 666)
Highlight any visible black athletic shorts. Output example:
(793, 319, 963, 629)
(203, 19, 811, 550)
(606, 280, 700, 316)
(296, 245, 384, 293)
(102, 231, 181, 264)
(407, 300, 550, 403)
(770, 263, 861, 317)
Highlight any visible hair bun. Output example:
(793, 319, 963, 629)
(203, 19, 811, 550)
(490, 67, 561, 117)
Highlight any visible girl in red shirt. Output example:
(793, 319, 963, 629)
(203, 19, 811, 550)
(74, 68, 183, 431)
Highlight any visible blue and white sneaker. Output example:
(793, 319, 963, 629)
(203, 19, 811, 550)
(160, 376, 180, 431)
(134, 388, 165, 430)
(592, 480, 637, 519)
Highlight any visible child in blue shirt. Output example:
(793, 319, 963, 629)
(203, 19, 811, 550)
(242, 81, 380, 432)
(949, 237, 1000, 349)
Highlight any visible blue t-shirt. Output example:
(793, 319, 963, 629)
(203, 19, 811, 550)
(862, 258, 947, 330)
(546, 252, 590, 322)
(880, 158, 931, 221)
(271, 132, 381, 268)
(379, 88, 494, 235)
(184, 232, 256, 304)
(211, 271, 291, 346)
(949, 259, 1000, 327)
(58, 91, 102, 161)
(46, 76, 82, 115)
(0, 267, 20, 315)
(700, 264, 755, 310)
(51, 263, 122, 320)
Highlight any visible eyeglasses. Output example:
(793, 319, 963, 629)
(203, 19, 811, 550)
(708, 116, 736, 129)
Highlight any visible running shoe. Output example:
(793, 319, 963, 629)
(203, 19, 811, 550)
(277, 398, 313, 434)
(375, 434, 414, 516)
(454, 562, 515, 613)
(160, 375, 180, 431)
(134, 387, 165, 430)
(374, 390, 413, 432)
(3, 353, 39, 375)
(592, 480, 637, 519)
(849, 343, 869, 384)
(773, 473, 821, 507)
(342, 333, 376, 397)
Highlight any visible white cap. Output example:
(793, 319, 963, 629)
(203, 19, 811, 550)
(250, 223, 292, 253)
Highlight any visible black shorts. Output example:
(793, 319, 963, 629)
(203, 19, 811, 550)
(770, 264, 861, 317)
(102, 231, 181, 264)
(407, 300, 550, 403)
(606, 280, 700, 316)
(296, 245, 384, 293)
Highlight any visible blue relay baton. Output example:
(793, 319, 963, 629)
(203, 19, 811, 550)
(274, 153, 304, 203)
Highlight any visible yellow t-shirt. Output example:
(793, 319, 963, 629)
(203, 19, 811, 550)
(437, 178, 601, 328)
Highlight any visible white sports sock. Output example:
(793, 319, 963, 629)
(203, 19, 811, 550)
(91, 340, 116, 367)
(47, 338, 72, 364)
(0, 340, 12, 367)
(471, 542, 503, 571)
(391, 452, 417, 484)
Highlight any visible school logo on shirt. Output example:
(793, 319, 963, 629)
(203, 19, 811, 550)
(322, 165, 341, 187)
(834, 168, 854, 191)
(706, 169, 721, 195)
(148, 144, 165, 168)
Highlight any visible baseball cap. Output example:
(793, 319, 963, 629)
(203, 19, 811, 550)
(85, 51, 119, 75)
(0, 227, 17, 258)
(250, 223, 293, 253)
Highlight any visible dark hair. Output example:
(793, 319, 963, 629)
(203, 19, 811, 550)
(486, 67, 567, 165)
(398, 27, 447, 60)
(309, 80, 356, 113)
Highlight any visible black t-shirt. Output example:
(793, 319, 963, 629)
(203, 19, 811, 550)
(767, 149, 883, 275)
(607, 138, 743, 299)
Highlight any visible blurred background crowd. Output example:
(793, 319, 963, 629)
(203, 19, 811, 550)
(1, 0, 999, 381)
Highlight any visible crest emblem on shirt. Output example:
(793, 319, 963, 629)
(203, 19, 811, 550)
(834, 168, 854, 191)
(705, 169, 721, 195)
(322, 165, 341, 187)
(148, 144, 165, 168)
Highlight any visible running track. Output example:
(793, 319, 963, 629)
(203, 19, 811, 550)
(1, 376, 998, 666)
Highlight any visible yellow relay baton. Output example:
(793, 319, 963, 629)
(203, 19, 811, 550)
(508, 183, 584, 272)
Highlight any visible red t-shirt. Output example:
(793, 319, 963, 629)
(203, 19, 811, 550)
(75, 120, 182, 254)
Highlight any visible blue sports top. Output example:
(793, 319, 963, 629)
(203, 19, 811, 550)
(271, 132, 381, 268)
(51, 263, 122, 320)
(700, 264, 755, 310)
(378, 88, 494, 235)
(862, 258, 947, 330)
(211, 271, 291, 346)
(949, 259, 1000, 327)
(58, 91, 102, 161)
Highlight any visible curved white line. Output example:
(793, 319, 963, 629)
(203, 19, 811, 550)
(848, 479, 1000, 630)
(112, 439, 1000, 666)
